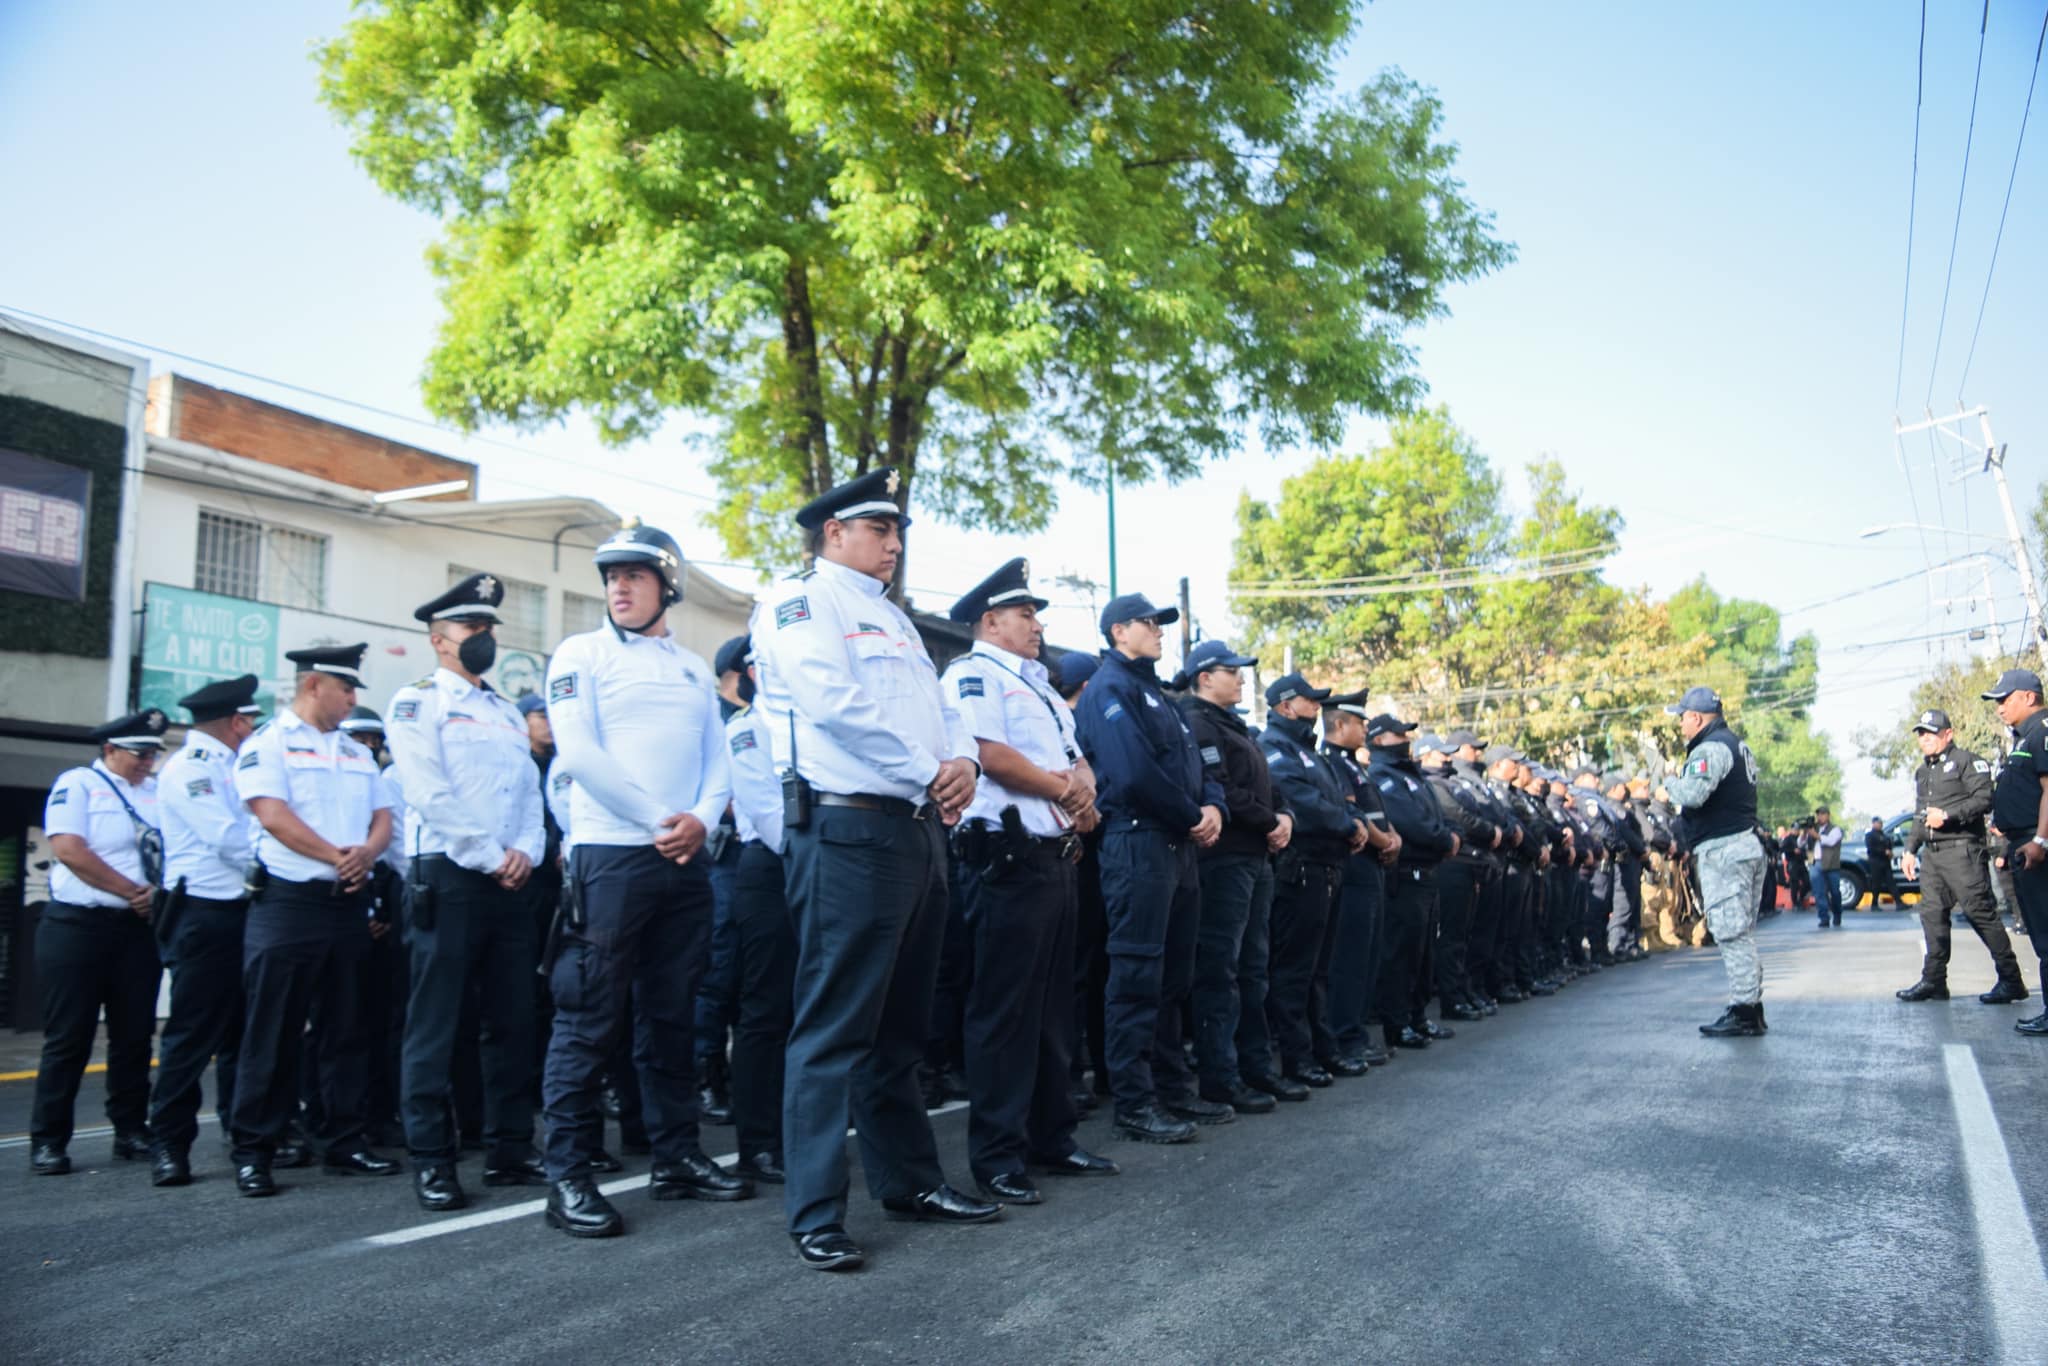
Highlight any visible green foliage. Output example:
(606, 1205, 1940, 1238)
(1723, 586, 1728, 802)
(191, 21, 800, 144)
(1854, 656, 2008, 786)
(318, 1, 1512, 574)
(0, 395, 125, 658)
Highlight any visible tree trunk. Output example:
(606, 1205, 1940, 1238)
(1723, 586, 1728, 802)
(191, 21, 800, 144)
(781, 260, 832, 497)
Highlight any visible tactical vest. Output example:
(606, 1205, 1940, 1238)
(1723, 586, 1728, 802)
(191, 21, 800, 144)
(1684, 719, 1758, 844)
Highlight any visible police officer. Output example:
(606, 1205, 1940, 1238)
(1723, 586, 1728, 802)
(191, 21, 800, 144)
(338, 706, 411, 1152)
(1984, 669, 2048, 1034)
(1259, 672, 1363, 1086)
(1863, 817, 1899, 909)
(1056, 652, 1112, 1108)
(941, 559, 1119, 1204)
(385, 572, 549, 1212)
(29, 708, 168, 1176)
(696, 632, 754, 1128)
(1178, 640, 1291, 1113)
(518, 691, 564, 1088)
(1323, 694, 1403, 1066)
(1448, 731, 1511, 1009)
(1663, 686, 1770, 1036)
(1895, 708, 2027, 1005)
(1366, 716, 1457, 1049)
(1573, 768, 1627, 963)
(229, 645, 399, 1194)
(541, 523, 749, 1238)
(721, 640, 796, 1183)
(751, 468, 994, 1272)
(146, 675, 263, 1186)
(1416, 735, 1498, 1023)
(1073, 590, 1227, 1145)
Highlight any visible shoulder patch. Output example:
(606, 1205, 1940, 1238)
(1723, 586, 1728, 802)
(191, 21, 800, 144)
(238, 749, 261, 771)
(186, 777, 214, 798)
(729, 728, 759, 753)
(1690, 756, 1710, 775)
(1200, 745, 1222, 766)
(1974, 759, 1992, 773)
(857, 621, 885, 635)
(392, 699, 421, 723)
(49, 787, 68, 806)
(1103, 701, 1125, 721)
(958, 676, 985, 698)
(549, 674, 578, 703)
(775, 597, 811, 628)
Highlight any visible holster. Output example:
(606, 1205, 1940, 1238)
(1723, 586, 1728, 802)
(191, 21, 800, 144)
(151, 878, 188, 966)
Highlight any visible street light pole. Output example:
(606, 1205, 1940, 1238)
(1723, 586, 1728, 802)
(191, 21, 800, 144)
(1105, 459, 1118, 599)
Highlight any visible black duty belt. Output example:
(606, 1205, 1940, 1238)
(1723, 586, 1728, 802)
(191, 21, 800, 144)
(816, 791, 936, 820)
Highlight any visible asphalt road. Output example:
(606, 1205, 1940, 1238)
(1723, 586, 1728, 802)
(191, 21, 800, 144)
(4, 910, 2045, 1365)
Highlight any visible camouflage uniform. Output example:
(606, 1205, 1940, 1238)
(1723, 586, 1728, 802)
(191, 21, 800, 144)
(1666, 730, 1767, 1006)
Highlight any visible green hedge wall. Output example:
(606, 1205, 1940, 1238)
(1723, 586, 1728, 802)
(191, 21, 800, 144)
(0, 393, 127, 658)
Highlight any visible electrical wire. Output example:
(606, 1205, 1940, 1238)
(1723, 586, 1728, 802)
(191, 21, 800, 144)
(1955, 2, 2048, 401)
(1894, 0, 1929, 409)
(1923, 0, 1992, 406)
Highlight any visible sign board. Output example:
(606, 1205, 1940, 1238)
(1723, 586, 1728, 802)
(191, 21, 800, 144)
(139, 582, 550, 722)
(0, 446, 91, 601)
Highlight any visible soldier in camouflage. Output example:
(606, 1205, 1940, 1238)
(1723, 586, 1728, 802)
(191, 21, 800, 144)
(1663, 687, 1769, 1038)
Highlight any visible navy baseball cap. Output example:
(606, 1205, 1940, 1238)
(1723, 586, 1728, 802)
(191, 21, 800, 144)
(1482, 743, 1524, 765)
(516, 692, 548, 717)
(1265, 671, 1332, 707)
(1366, 713, 1416, 740)
(1912, 708, 1952, 734)
(713, 634, 751, 677)
(1664, 685, 1723, 716)
(1444, 727, 1485, 750)
(1053, 651, 1100, 693)
(1099, 592, 1179, 640)
(1414, 732, 1449, 756)
(1982, 668, 2044, 701)
(1184, 640, 1257, 676)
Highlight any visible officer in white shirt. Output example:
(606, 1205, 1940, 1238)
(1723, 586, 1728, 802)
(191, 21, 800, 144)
(385, 572, 548, 1213)
(146, 674, 263, 1188)
(227, 643, 397, 1197)
(939, 559, 1118, 1208)
(539, 522, 748, 1239)
(338, 707, 411, 1163)
(750, 467, 995, 1273)
(720, 641, 795, 1187)
(29, 708, 168, 1177)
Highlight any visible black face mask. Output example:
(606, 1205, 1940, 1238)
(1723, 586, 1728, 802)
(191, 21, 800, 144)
(1378, 741, 1411, 762)
(458, 630, 498, 675)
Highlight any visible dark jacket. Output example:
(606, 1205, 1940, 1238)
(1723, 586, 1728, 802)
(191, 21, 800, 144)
(1368, 746, 1456, 867)
(1181, 696, 1286, 860)
(1424, 763, 1495, 863)
(1323, 742, 1388, 889)
(1908, 742, 1993, 853)
(1992, 708, 2048, 837)
(1075, 649, 1226, 833)
(1260, 714, 1356, 863)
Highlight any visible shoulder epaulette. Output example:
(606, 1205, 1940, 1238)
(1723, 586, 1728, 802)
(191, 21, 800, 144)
(408, 676, 436, 690)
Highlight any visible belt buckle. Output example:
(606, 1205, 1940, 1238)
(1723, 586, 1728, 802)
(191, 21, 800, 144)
(1058, 833, 1082, 863)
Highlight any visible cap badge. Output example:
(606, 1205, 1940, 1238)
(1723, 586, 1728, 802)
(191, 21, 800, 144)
(885, 470, 901, 496)
(476, 575, 497, 599)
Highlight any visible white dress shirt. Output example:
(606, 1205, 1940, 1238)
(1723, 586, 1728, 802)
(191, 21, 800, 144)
(44, 760, 160, 908)
(385, 666, 545, 874)
(159, 736, 254, 899)
(725, 704, 785, 853)
(941, 640, 1079, 836)
(236, 707, 392, 882)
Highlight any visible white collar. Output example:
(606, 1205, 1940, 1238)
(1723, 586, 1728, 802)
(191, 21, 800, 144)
(971, 638, 1048, 685)
(815, 556, 889, 599)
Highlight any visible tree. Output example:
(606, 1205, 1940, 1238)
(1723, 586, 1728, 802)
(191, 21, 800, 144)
(318, 1, 1513, 580)
(1854, 656, 2008, 793)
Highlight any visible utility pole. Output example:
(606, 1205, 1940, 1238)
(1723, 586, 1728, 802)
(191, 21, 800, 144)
(1894, 406, 2048, 667)
(1105, 460, 1119, 599)
(1177, 576, 1192, 665)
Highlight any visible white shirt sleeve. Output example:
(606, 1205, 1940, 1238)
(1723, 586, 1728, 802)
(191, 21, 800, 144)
(386, 683, 505, 874)
(545, 636, 670, 832)
(757, 591, 943, 789)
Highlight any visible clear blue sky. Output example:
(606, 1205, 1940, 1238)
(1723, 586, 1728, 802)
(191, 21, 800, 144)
(3, 0, 2044, 816)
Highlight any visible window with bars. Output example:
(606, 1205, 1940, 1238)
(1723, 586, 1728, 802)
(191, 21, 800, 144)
(195, 509, 329, 609)
(448, 564, 547, 651)
(562, 590, 607, 638)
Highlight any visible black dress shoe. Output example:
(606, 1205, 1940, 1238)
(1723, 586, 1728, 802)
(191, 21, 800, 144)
(1244, 1072, 1311, 1103)
(1420, 1020, 1455, 1041)
(545, 1177, 623, 1237)
(482, 1152, 549, 1187)
(982, 1171, 1042, 1204)
(881, 1184, 1002, 1223)
(151, 1148, 192, 1187)
(590, 1148, 625, 1174)
(1201, 1082, 1276, 1114)
(1320, 1055, 1369, 1078)
(698, 1086, 733, 1127)
(2016, 1011, 2048, 1036)
(1896, 979, 1949, 1002)
(112, 1128, 151, 1161)
(1286, 1064, 1335, 1088)
(324, 1148, 402, 1176)
(236, 1164, 277, 1197)
(1526, 981, 1558, 996)
(1031, 1147, 1120, 1177)
(30, 1143, 71, 1176)
(735, 1152, 786, 1184)
(1359, 1044, 1392, 1066)
(1163, 1094, 1235, 1125)
(1112, 1104, 1197, 1144)
(416, 1163, 468, 1212)
(274, 1140, 314, 1169)
(793, 1226, 864, 1271)
(1390, 1027, 1431, 1050)
(1069, 1087, 1100, 1115)
(1980, 978, 2031, 1005)
(650, 1151, 755, 1202)
(1496, 987, 1528, 1003)
(1472, 998, 1499, 1016)
(1445, 1004, 1485, 1023)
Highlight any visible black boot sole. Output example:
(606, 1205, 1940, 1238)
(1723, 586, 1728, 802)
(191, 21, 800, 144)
(544, 1207, 623, 1237)
(1111, 1124, 1196, 1145)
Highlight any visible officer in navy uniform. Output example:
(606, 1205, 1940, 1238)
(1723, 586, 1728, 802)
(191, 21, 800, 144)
(385, 572, 549, 1212)
(1073, 591, 1229, 1145)
(1415, 735, 1500, 1025)
(1055, 652, 1112, 1108)
(1320, 691, 1401, 1069)
(29, 708, 168, 1176)
(1258, 672, 1366, 1087)
(721, 641, 796, 1183)
(1365, 715, 1458, 1049)
(696, 632, 756, 1129)
(1984, 669, 2048, 1035)
(228, 645, 399, 1196)
(940, 559, 1119, 1206)
(540, 523, 750, 1238)
(146, 675, 263, 1186)
(336, 707, 410, 1151)
(751, 468, 996, 1273)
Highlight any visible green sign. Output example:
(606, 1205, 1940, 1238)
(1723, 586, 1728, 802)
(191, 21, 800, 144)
(139, 583, 279, 718)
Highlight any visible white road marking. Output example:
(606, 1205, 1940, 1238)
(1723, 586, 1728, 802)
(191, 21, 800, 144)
(1942, 1044, 2048, 1366)
(358, 1100, 971, 1249)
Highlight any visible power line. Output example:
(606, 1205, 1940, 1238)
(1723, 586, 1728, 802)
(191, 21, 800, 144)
(1895, 0, 1928, 409)
(1924, 0, 1992, 406)
(1955, 2, 2048, 400)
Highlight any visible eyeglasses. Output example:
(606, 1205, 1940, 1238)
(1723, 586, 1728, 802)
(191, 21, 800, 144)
(1127, 615, 1161, 630)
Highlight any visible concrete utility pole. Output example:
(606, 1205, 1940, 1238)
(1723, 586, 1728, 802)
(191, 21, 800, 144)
(1893, 406, 2048, 668)
(1177, 576, 1192, 664)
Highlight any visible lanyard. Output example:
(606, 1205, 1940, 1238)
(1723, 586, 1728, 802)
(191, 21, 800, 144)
(971, 649, 1079, 764)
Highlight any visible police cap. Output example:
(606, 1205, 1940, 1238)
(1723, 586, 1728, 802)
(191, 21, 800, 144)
(713, 635, 752, 678)
(1445, 727, 1485, 751)
(90, 708, 169, 749)
(1322, 688, 1371, 718)
(949, 557, 1048, 624)
(1098, 592, 1179, 641)
(286, 643, 369, 689)
(414, 571, 504, 624)
(1265, 671, 1332, 707)
(1981, 668, 2044, 701)
(179, 673, 262, 724)
(1912, 708, 1952, 734)
(1366, 713, 1417, 741)
(1664, 685, 1723, 716)
(795, 467, 912, 531)
(339, 705, 384, 736)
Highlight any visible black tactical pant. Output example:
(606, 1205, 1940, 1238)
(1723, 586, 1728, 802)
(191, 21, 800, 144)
(1918, 838, 2020, 985)
(728, 840, 796, 1164)
(1268, 858, 1342, 1072)
(31, 903, 160, 1150)
(1434, 860, 1481, 1011)
(148, 895, 248, 1154)
(2008, 844, 2048, 990)
(1376, 866, 1436, 1038)
(1192, 852, 1263, 1094)
(1327, 863, 1384, 1057)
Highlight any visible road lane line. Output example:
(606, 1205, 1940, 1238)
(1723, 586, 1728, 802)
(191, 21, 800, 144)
(1942, 1044, 2048, 1366)
(357, 1100, 970, 1249)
